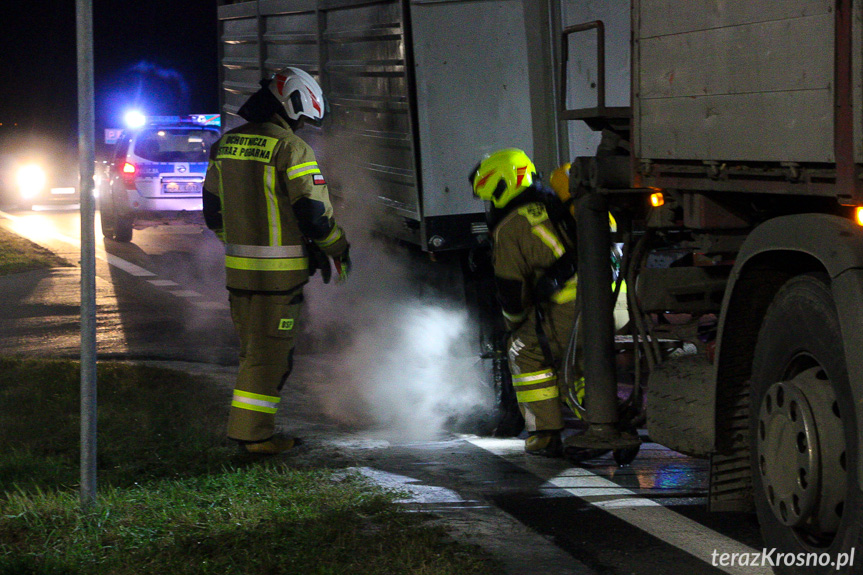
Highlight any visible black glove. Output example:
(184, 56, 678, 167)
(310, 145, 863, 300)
(468, 234, 493, 275)
(307, 241, 332, 284)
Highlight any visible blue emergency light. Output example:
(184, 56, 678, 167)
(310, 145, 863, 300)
(145, 115, 221, 127)
(122, 111, 221, 130)
(123, 110, 147, 129)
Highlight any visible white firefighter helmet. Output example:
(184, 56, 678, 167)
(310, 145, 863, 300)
(268, 67, 326, 123)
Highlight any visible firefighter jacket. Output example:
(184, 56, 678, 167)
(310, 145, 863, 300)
(203, 115, 348, 292)
(492, 199, 577, 328)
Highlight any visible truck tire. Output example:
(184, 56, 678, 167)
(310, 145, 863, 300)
(750, 273, 862, 574)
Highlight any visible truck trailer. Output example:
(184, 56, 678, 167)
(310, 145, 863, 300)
(216, 0, 564, 252)
(568, 0, 863, 570)
(215, 0, 863, 570)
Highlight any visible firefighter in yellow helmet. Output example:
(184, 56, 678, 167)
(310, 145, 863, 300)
(470, 149, 580, 457)
(551, 162, 629, 333)
(203, 67, 350, 455)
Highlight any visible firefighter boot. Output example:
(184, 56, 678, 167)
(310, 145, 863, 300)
(525, 430, 563, 458)
(243, 435, 298, 455)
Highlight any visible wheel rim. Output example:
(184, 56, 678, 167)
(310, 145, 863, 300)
(757, 363, 846, 546)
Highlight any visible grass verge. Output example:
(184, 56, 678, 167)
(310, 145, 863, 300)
(0, 358, 498, 575)
(0, 225, 71, 276)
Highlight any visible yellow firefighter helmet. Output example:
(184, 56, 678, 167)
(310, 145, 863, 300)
(470, 148, 537, 208)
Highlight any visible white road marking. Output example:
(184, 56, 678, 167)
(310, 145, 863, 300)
(0, 209, 226, 308)
(468, 437, 773, 575)
(103, 253, 155, 277)
(350, 467, 473, 505)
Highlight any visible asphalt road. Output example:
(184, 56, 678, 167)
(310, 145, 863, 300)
(0, 206, 769, 575)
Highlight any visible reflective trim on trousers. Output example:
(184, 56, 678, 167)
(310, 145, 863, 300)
(513, 369, 558, 403)
(231, 390, 280, 414)
(515, 385, 559, 404)
(225, 255, 309, 271)
(513, 369, 556, 386)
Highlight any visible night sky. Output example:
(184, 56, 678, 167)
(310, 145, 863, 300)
(0, 1, 219, 154)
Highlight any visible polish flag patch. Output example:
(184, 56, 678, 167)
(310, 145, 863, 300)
(313, 174, 326, 186)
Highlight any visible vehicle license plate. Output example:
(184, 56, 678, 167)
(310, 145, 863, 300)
(162, 181, 202, 194)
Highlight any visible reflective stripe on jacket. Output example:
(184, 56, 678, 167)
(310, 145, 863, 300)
(492, 201, 577, 311)
(204, 116, 345, 291)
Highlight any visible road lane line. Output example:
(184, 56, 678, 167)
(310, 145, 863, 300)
(103, 253, 156, 277)
(468, 437, 772, 575)
(0, 210, 228, 305)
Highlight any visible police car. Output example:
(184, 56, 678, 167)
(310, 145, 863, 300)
(100, 114, 220, 242)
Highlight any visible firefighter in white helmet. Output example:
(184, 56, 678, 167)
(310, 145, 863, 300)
(203, 67, 350, 455)
(470, 149, 581, 457)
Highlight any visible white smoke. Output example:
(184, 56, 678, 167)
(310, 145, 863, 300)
(301, 238, 495, 441)
(296, 126, 495, 439)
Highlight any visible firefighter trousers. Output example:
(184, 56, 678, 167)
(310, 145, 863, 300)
(227, 288, 304, 442)
(508, 299, 577, 432)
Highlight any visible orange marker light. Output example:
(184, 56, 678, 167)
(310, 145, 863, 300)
(856, 206, 863, 226)
(650, 192, 665, 207)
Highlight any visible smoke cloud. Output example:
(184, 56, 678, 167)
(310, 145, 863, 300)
(311, 289, 492, 441)
(299, 129, 496, 440)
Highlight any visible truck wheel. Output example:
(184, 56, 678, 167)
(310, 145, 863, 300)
(750, 273, 861, 573)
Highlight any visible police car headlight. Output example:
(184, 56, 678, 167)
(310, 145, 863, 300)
(17, 164, 47, 198)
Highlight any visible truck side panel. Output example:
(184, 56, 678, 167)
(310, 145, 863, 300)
(638, 0, 833, 37)
(218, 2, 268, 131)
(411, 0, 536, 219)
(635, 0, 835, 162)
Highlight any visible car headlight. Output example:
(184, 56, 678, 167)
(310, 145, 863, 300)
(17, 164, 47, 198)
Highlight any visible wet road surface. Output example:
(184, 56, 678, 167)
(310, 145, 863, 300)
(0, 207, 768, 575)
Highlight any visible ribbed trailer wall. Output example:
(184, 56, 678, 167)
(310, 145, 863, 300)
(320, 1, 420, 226)
(217, 0, 422, 242)
(217, 0, 554, 251)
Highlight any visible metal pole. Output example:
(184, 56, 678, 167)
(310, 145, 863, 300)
(576, 192, 618, 425)
(569, 190, 640, 451)
(76, 0, 98, 511)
